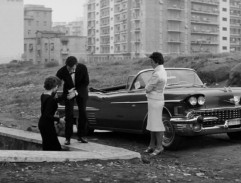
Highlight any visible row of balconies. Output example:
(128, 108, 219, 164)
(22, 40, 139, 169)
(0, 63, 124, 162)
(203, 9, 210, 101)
(230, 42, 241, 46)
(191, 7, 219, 15)
(230, 1, 241, 8)
(167, 40, 182, 44)
(191, 20, 218, 25)
(167, 6, 184, 11)
(230, 13, 241, 18)
(191, 40, 218, 45)
(191, 27, 219, 35)
(167, 18, 183, 22)
(191, 0, 219, 6)
(230, 33, 241, 36)
(167, 29, 183, 33)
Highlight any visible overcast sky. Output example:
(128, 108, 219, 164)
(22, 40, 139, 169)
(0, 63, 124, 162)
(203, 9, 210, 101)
(24, 0, 86, 22)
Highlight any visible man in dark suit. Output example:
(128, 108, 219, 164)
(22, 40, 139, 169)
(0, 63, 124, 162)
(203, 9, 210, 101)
(56, 56, 89, 145)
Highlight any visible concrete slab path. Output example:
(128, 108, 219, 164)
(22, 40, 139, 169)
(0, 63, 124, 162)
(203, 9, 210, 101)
(0, 126, 141, 162)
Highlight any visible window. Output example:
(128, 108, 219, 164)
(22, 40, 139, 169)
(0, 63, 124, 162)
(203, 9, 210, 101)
(37, 38, 41, 45)
(45, 43, 48, 51)
(37, 50, 41, 57)
(223, 46, 227, 50)
(50, 43, 54, 51)
(222, 18, 227, 21)
(222, 8, 227, 12)
(29, 44, 33, 51)
(223, 37, 227, 40)
(223, 27, 227, 31)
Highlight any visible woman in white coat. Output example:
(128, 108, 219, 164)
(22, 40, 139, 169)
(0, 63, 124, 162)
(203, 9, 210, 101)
(144, 52, 167, 156)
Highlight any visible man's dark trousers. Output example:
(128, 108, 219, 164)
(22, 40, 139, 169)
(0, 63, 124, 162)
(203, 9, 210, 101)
(65, 96, 87, 140)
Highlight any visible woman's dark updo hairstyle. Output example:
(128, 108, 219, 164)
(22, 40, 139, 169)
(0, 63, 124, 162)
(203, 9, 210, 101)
(149, 52, 164, 65)
(44, 76, 61, 90)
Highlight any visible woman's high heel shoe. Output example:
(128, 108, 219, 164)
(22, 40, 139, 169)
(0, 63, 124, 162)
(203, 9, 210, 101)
(144, 147, 154, 153)
(150, 148, 164, 156)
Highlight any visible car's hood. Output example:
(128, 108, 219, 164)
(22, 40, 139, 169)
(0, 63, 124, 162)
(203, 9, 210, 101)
(165, 86, 241, 108)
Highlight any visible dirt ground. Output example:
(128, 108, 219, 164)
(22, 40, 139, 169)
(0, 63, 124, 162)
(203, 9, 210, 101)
(1, 113, 241, 183)
(1, 60, 241, 182)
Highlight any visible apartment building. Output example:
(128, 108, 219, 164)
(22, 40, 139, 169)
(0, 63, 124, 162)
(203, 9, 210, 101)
(24, 31, 63, 64)
(0, 0, 24, 63)
(52, 18, 85, 36)
(24, 30, 87, 65)
(86, 0, 239, 59)
(190, 0, 220, 53)
(86, 0, 190, 59)
(230, 0, 241, 52)
(24, 5, 52, 38)
(24, 5, 87, 64)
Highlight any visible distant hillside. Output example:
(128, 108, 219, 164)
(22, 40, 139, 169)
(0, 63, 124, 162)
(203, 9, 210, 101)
(164, 53, 241, 85)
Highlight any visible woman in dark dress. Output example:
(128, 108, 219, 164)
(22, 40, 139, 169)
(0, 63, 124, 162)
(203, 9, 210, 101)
(38, 76, 63, 151)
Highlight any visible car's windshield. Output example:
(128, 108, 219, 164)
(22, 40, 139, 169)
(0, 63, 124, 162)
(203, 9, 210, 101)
(131, 69, 203, 90)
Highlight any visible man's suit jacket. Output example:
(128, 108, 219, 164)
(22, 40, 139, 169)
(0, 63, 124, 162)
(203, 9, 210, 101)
(56, 63, 89, 99)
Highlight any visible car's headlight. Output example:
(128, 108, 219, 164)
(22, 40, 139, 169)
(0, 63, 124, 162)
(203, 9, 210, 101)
(197, 96, 205, 105)
(188, 96, 197, 106)
(233, 96, 240, 105)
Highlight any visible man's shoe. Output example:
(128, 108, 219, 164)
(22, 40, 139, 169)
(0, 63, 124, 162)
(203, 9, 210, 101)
(64, 139, 70, 145)
(77, 137, 88, 143)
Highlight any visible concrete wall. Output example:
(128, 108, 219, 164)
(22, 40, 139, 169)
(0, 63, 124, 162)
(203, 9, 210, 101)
(0, 135, 42, 150)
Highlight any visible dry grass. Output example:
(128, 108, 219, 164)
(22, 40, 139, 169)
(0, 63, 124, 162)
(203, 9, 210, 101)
(0, 52, 241, 130)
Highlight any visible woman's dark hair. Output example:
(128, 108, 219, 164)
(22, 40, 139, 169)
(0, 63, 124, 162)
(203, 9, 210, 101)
(149, 52, 164, 65)
(44, 76, 61, 90)
(65, 56, 77, 67)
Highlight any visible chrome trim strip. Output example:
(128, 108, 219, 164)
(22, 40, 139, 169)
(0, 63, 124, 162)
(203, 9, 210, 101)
(111, 101, 147, 104)
(195, 106, 241, 111)
(111, 100, 181, 104)
(170, 116, 200, 123)
(58, 105, 100, 111)
(203, 117, 219, 122)
(165, 100, 182, 103)
(86, 107, 100, 111)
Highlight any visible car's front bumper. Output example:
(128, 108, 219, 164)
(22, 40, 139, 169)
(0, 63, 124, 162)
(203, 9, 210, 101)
(171, 116, 241, 136)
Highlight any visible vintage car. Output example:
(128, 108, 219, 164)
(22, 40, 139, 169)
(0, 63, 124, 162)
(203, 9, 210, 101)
(58, 68, 241, 150)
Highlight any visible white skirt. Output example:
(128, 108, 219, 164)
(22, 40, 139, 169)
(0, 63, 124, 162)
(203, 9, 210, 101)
(146, 98, 165, 132)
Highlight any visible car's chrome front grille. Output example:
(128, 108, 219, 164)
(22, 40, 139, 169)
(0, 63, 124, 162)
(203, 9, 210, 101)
(87, 112, 97, 124)
(195, 108, 241, 127)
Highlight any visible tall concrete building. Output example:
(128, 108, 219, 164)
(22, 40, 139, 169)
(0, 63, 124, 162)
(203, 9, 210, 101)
(0, 0, 24, 63)
(86, 0, 239, 60)
(230, 0, 241, 52)
(23, 5, 53, 64)
(52, 17, 86, 36)
(24, 5, 52, 38)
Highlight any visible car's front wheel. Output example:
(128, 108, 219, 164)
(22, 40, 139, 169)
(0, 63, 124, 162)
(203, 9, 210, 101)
(227, 131, 241, 140)
(162, 114, 183, 150)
